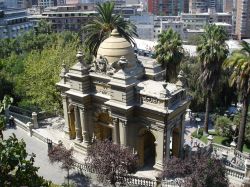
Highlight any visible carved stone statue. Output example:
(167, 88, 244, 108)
(89, 55, 116, 76)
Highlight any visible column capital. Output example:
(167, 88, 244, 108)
(79, 106, 87, 112)
(119, 119, 127, 127)
(111, 117, 119, 125)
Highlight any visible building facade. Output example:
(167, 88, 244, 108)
(57, 29, 190, 170)
(38, 0, 55, 8)
(223, 0, 234, 12)
(0, 9, 34, 39)
(236, 0, 250, 40)
(29, 5, 95, 32)
(148, 0, 189, 16)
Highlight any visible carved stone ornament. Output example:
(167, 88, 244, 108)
(142, 95, 159, 104)
(118, 56, 128, 72)
(89, 55, 115, 76)
(112, 117, 119, 125)
(120, 119, 127, 127)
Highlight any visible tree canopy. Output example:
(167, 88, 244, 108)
(0, 27, 80, 113)
(223, 41, 250, 151)
(0, 134, 50, 186)
(86, 140, 138, 186)
(197, 24, 229, 134)
(161, 153, 228, 187)
(155, 28, 184, 82)
(83, 1, 137, 56)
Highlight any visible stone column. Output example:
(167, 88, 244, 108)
(74, 106, 83, 142)
(154, 129, 164, 171)
(32, 112, 38, 129)
(27, 122, 33, 137)
(119, 119, 127, 146)
(166, 128, 171, 159)
(62, 94, 70, 137)
(180, 114, 185, 158)
(79, 107, 89, 144)
(112, 117, 119, 144)
(243, 160, 250, 187)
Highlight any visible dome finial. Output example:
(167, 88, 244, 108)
(111, 29, 120, 36)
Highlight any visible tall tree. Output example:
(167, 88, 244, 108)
(197, 24, 229, 134)
(83, 1, 137, 56)
(155, 28, 184, 82)
(223, 41, 250, 151)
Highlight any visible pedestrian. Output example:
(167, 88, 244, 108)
(191, 137, 193, 147)
(9, 116, 14, 128)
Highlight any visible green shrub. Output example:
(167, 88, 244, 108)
(0, 115, 6, 130)
(191, 128, 204, 139)
(215, 116, 233, 138)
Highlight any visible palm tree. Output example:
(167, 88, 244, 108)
(197, 24, 229, 134)
(155, 28, 184, 82)
(223, 41, 250, 151)
(83, 2, 137, 56)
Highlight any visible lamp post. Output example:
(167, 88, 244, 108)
(186, 108, 191, 118)
(207, 135, 213, 144)
(195, 117, 201, 127)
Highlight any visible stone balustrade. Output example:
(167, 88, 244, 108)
(212, 143, 231, 154)
(226, 166, 245, 180)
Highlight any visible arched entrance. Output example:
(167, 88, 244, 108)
(171, 126, 181, 157)
(137, 129, 156, 167)
(93, 112, 113, 141)
(94, 124, 112, 141)
(68, 107, 76, 139)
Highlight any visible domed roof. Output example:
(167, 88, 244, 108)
(97, 29, 136, 64)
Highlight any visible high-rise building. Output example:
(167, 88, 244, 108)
(56, 0, 66, 5)
(209, 0, 216, 12)
(0, 9, 34, 39)
(215, 0, 223, 12)
(223, 0, 234, 12)
(189, 0, 208, 13)
(182, 0, 189, 13)
(65, 0, 79, 4)
(236, 0, 250, 40)
(148, 0, 188, 16)
(38, 0, 55, 8)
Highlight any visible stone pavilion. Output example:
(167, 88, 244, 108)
(56, 29, 190, 170)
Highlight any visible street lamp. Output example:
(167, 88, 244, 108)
(195, 117, 201, 127)
(186, 108, 191, 118)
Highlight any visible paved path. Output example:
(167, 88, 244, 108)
(3, 127, 67, 185)
(3, 127, 95, 186)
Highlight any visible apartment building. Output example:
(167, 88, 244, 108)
(38, 0, 55, 8)
(148, 0, 189, 16)
(0, 9, 34, 39)
(236, 0, 250, 39)
(29, 5, 95, 32)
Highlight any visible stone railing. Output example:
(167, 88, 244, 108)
(226, 166, 245, 181)
(212, 143, 231, 154)
(115, 175, 156, 187)
(14, 118, 29, 131)
(234, 150, 250, 160)
(162, 178, 185, 187)
(10, 111, 33, 124)
(225, 160, 245, 171)
(74, 161, 157, 187)
(8, 105, 53, 123)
